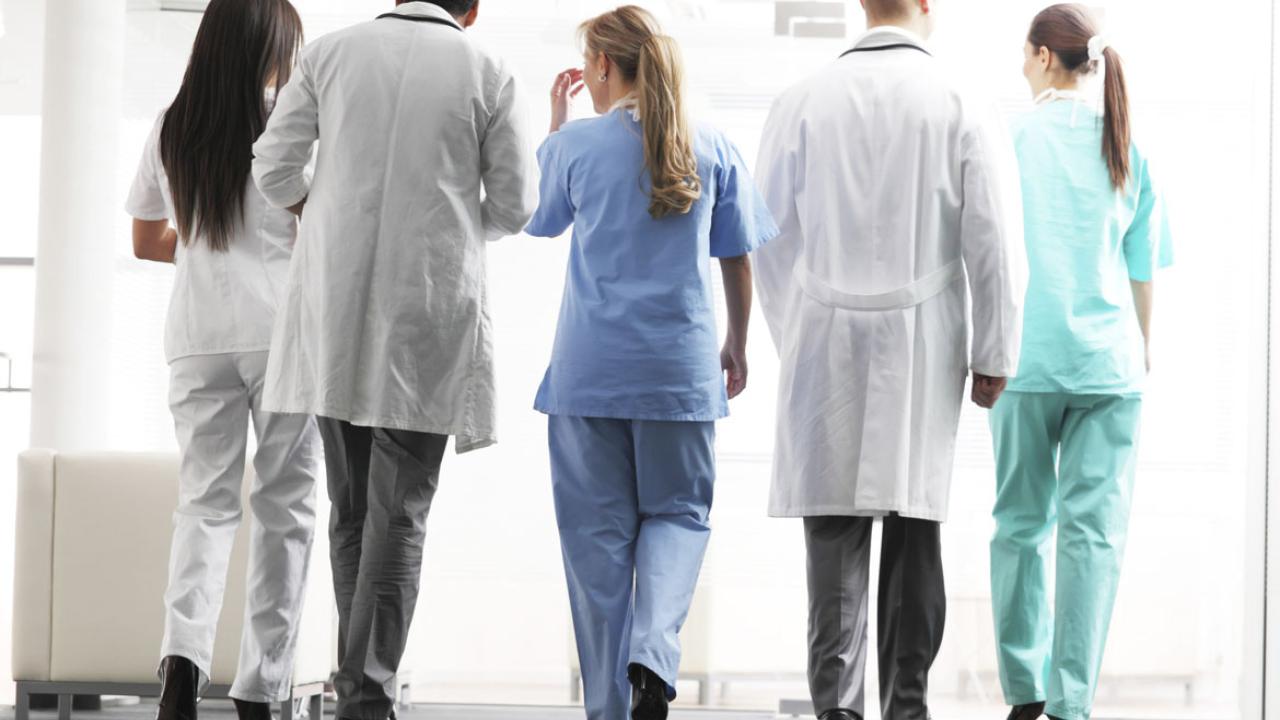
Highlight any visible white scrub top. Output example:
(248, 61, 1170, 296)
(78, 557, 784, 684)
(526, 107, 777, 421)
(127, 113, 297, 364)
(1010, 94, 1174, 395)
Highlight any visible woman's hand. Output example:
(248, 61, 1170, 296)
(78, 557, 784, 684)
(550, 68, 585, 134)
(722, 338, 748, 399)
(1130, 280, 1154, 375)
(718, 254, 753, 399)
(132, 219, 178, 264)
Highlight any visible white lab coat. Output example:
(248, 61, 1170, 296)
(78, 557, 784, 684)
(754, 26, 1026, 522)
(252, 2, 537, 452)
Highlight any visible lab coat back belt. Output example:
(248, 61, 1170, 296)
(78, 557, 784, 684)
(795, 259, 964, 312)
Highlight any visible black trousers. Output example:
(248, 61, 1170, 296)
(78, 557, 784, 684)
(804, 514, 946, 720)
(318, 418, 448, 720)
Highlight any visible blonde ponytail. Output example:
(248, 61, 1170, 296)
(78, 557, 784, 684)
(580, 6, 702, 219)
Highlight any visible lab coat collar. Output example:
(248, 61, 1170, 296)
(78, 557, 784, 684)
(852, 24, 930, 53)
(381, 2, 463, 29)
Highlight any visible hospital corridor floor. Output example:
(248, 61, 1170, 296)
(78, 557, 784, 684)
(0, 703, 778, 720)
(0, 702, 1228, 720)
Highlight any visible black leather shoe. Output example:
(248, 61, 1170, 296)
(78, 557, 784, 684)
(232, 700, 272, 720)
(1008, 703, 1046, 720)
(156, 656, 199, 720)
(628, 664, 669, 720)
(818, 710, 862, 720)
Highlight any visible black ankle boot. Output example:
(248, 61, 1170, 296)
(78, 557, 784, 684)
(156, 656, 199, 720)
(1008, 702, 1046, 720)
(232, 699, 272, 720)
(818, 710, 862, 720)
(628, 664, 669, 720)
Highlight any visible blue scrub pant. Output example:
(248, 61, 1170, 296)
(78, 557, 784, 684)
(988, 392, 1142, 720)
(548, 415, 716, 720)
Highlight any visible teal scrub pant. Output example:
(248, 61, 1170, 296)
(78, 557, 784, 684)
(988, 392, 1142, 720)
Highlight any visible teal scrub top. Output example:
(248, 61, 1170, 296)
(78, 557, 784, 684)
(1009, 99, 1174, 395)
(525, 108, 778, 421)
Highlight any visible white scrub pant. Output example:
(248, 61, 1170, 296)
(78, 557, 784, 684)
(548, 415, 715, 720)
(163, 351, 321, 703)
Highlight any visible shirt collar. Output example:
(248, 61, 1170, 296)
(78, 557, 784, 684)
(1034, 87, 1090, 105)
(382, 2, 463, 29)
(610, 94, 641, 121)
(852, 24, 929, 52)
(1034, 87, 1097, 128)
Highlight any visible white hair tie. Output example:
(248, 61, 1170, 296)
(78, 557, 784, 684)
(1087, 33, 1110, 62)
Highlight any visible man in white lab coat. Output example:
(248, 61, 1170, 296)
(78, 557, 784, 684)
(251, 2, 536, 719)
(753, 1, 1025, 719)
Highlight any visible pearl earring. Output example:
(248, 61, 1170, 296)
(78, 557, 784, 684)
(599, 74, 608, 82)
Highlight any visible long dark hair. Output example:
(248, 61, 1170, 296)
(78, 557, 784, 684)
(160, 0, 303, 251)
(1028, 3, 1130, 191)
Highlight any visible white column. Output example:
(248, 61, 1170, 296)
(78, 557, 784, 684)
(29, 0, 125, 450)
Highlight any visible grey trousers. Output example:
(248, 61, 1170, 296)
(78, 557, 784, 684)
(318, 418, 449, 720)
(805, 515, 945, 720)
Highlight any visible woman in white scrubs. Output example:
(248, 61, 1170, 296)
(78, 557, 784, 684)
(526, 6, 777, 719)
(126, 2, 320, 720)
(990, 5, 1173, 720)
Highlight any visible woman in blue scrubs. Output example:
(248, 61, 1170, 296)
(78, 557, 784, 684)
(990, 5, 1174, 720)
(526, 6, 777, 719)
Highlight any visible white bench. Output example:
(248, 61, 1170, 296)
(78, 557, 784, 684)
(12, 450, 335, 720)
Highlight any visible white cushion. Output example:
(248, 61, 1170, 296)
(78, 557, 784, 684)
(13, 450, 333, 688)
(13, 449, 56, 682)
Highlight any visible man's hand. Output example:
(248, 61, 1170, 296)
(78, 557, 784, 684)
(971, 373, 1007, 409)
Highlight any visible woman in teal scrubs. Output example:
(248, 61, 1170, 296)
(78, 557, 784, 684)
(990, 5, 1173, 720)
(526, 6, 777, 720)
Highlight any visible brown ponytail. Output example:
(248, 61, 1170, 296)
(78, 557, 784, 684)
(1027, 3, 1131, 190)
(579, 6, 702, 219)
(1099, 46, 1131, 191)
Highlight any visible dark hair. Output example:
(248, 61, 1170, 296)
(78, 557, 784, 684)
(862, 0, 912, 19)
(160, 0, 303, 251)
(1028, 3, 1130, 191)
(411, 0, 478, 17)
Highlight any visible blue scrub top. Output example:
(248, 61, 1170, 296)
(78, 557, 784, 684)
(1010, 100, 1174, 396)
(526, 108, 778, 421)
